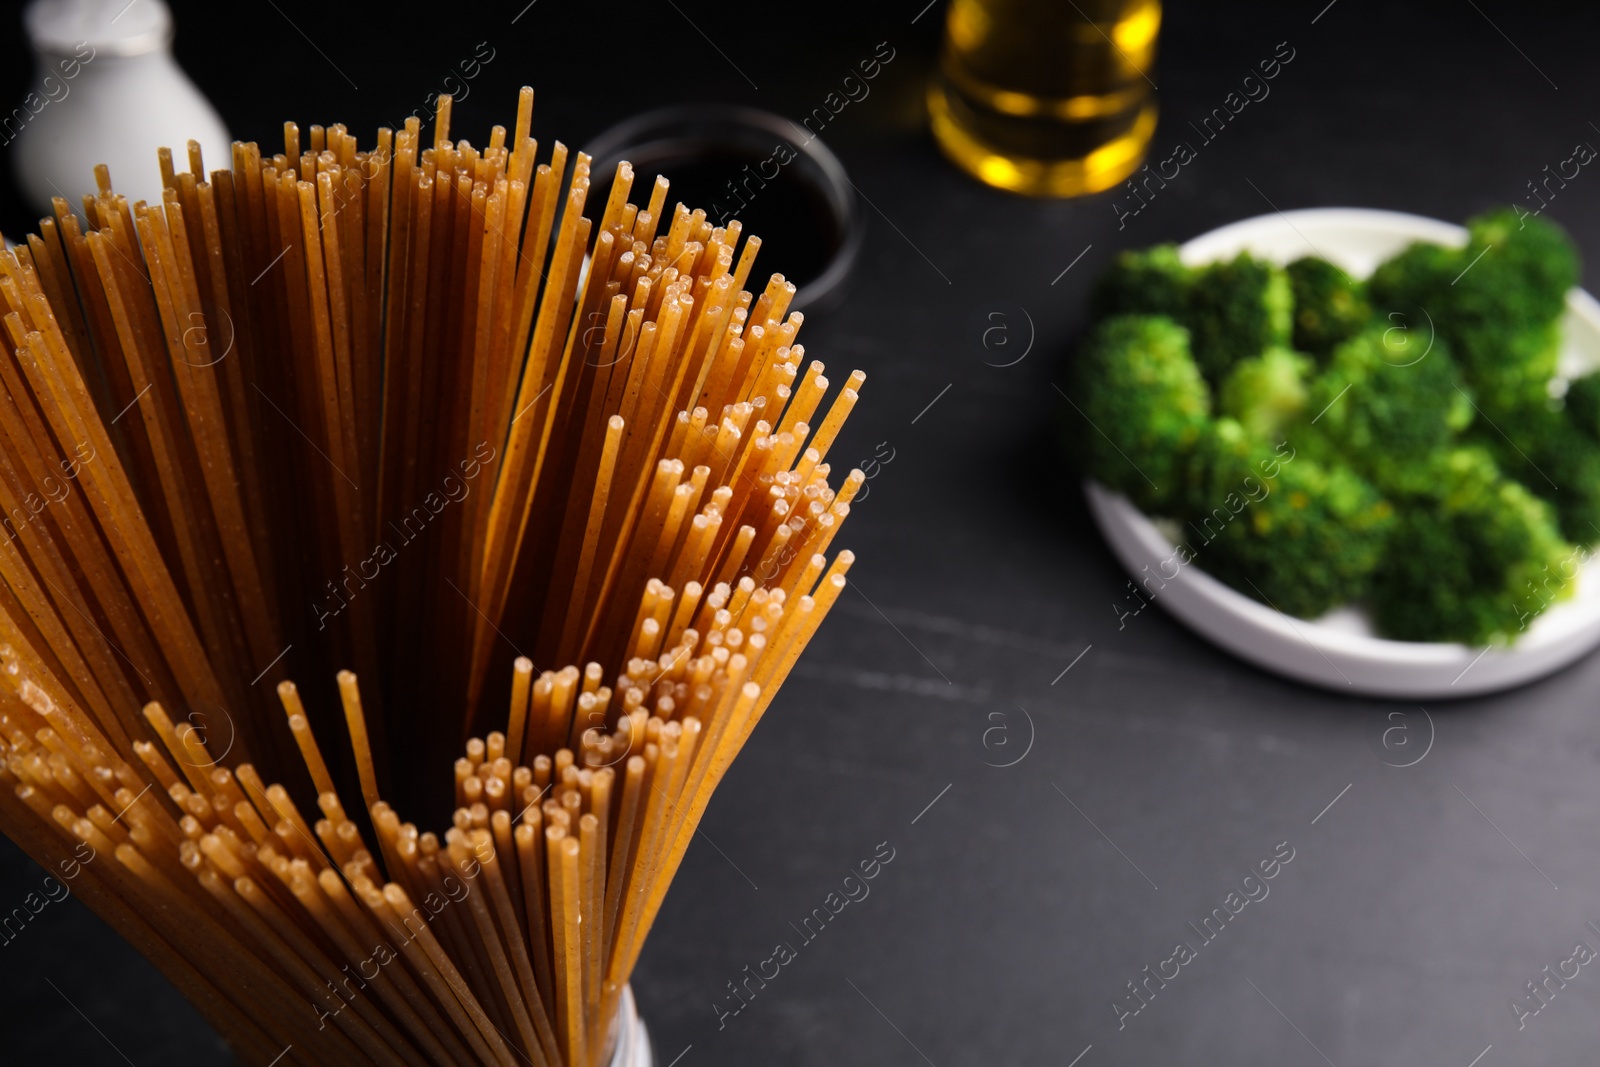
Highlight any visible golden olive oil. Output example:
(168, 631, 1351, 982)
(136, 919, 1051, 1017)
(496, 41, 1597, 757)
(929, 0, 1161, 196)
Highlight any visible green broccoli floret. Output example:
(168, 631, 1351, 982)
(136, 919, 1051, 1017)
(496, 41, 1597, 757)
(1091, 244, 1192, 320)
(1366, 239, 1459, 310)
(1564, 371, 1600, 440)
(1474, 401, 1600, 546)
(1218, 347, 1312, 440)
(1372, 448, 1575, 643)
(1532, 421, 1600, 546)
(1371, 210, 1576, 330)
(1296, 327, 1474, 495)
(1368, 211, 1577, 418)
(1458, 321, 1563, 417)
(1180, 419, 1393, 619)
(1467, 208, 1578, 324)
(1067, 314, 1211, 514)
(1287, 256, 1368, 359)
(1185, 252, 1293, 385)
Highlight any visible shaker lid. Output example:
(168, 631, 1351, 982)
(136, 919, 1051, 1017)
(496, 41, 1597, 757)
(24, 0, 173, 57)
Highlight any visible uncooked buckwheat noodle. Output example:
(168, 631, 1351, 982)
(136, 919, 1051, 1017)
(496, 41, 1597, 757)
(0, 86, 861, 1066)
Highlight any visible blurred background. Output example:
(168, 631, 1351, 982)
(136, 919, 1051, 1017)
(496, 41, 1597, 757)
(4, 1, 1600, 1064)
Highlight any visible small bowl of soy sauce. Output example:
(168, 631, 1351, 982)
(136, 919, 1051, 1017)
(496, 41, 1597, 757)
(583, 104, 860, 312)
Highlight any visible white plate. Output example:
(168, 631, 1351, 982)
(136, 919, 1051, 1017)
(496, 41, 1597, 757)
(1084, 207, 1600, 698)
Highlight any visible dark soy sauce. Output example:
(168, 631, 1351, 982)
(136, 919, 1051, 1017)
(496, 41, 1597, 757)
(588, 144, 844, 292)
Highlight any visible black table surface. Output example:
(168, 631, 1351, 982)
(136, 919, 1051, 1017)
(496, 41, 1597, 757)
(5, 2, 1600, 1063)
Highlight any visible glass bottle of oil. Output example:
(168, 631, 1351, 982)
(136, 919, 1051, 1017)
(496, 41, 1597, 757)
(929, 0, 1161, 197)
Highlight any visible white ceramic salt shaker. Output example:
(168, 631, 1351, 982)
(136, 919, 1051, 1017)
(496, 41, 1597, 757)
(10, 0, 230, 216)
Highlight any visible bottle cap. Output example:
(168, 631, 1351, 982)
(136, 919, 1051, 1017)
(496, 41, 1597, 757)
(24, 0, 173, 58)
